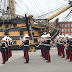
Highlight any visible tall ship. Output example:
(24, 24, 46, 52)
(0, 0, 72, 49)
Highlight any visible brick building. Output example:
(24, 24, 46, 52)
(60, 22, 72, 36)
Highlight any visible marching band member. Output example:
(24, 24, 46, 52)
(61, 35, 65, 58)
(43, 34, 51, 62)
(41, 35, 46, 58)
(58, 35, 62, 56)
(1, 38, 7, 64)
(67, 36, 72, 59)
(4, 36, 9, 61)
(43, 35, 48, 59)
(8, 37, 13, 57)
(23, 34, 30, 63)
(65, 34, 69, 59)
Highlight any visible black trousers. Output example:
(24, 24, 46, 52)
(68, 50, 70, 57)
(1, 48, 6, 63)
(25, 50, 29, 62)
(44, 46, 50, 61)
(8, 46, 12, 57)
(23, 46, 29, 63)
(60, 44, 63, 54)
(6, 47, 8, 60)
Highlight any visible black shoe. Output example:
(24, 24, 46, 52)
(66, 58, 69, 60)
(26, 62, 29, 63)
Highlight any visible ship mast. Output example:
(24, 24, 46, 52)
(10, 0, 15, 18)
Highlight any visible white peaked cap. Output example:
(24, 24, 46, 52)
(59, 35, 62, 37)
(4, 36, 8, 41)
(69, 36, 72, 39)
(4, 36, 7, 38)
(41, 35, 46, 38)
(24, 34, 29, 37)
(46, 34, 51, 37)
(2, 38, 6, 41)
(44, 35, 48, 37)
(41, 35, 44, 38)
(65, 34, 69, 37)
(61, 35, 64, 38)
(4, 36, 8, 39)
(56, 36, 59, 39)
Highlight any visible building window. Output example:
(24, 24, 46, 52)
(71, 24, 72, 27)
(68, 29, 70, 32)
(62, 29, 64, 32)
(62, 24, 64, 27)
(65, 24, 67, 27)
(65, 33, 67, 35)
(68, 24, 70, 27)
(65, 29, 67, 32)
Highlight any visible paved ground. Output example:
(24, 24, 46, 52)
(0, 48, 72, 72)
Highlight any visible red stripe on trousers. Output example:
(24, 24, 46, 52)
(26, 50, 28, 62)
(59, 48, 61, 56)
(48, 50, 50, 62)
(70, 50, 72, 61)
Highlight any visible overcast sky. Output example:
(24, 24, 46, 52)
(0, 0, 72, 22)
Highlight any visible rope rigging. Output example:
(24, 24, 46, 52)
(32, 0, 43, 15)
(17, 0, 35, 15)
(61, 8, 72, 25)
(28, 0, 39, 15)
(35, 3, 68, 19)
